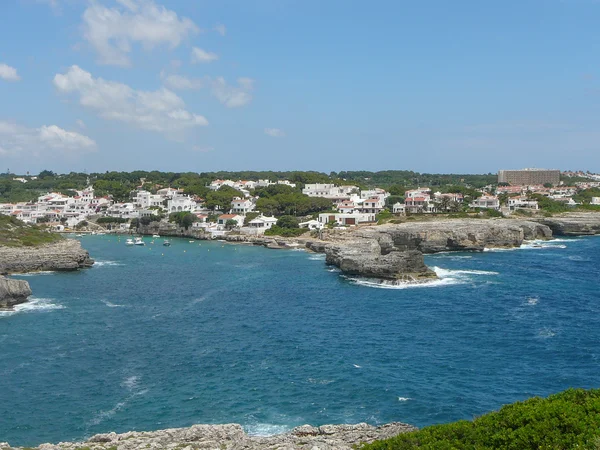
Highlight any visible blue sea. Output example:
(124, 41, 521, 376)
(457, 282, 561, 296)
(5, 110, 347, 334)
(1, 235, 599, 446)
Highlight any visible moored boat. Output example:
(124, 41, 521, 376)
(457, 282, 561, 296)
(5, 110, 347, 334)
(134, 237, 145, 246)
(125, 238, 134, 246)
(163, 240, 171, 246)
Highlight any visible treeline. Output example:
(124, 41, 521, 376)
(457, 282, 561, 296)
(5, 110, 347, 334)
(1, 169, 498, 203)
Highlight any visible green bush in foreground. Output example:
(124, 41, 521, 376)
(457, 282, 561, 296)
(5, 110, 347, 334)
(362, 389, 600, 450)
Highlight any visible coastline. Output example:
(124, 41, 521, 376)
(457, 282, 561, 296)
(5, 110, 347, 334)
(1, 422, 417, 450)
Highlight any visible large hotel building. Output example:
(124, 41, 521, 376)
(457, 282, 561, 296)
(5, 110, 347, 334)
(497, 168, 561, 186)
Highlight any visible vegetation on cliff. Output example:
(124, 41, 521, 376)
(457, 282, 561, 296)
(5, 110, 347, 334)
(0, 215, 63, 247)
(362, 388, 600, 450)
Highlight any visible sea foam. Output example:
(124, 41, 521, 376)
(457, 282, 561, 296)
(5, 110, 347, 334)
(0, 298, 64, 318)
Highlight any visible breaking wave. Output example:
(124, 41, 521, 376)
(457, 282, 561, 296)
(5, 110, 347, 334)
(244, 423, 290, 436)
(93, 260, 124, 267)
(0, 298, 64, 318)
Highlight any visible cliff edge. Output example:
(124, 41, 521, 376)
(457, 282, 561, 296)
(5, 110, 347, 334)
(0, 276, 32, 310)
(0, 239, 94, 274)
(1, 422, 417, 450)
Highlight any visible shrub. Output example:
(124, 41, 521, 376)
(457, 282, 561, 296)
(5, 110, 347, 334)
(97, 216, 129, 224)
(361, 388, 600, 450)
(264, 226, 307, 237)
(276, 215, 300, 228)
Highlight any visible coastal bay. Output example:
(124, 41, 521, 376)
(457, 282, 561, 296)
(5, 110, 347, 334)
(1, 233, 599, 447)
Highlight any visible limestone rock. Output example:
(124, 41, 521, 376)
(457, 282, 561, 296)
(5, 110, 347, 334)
(0, 276, 32, 309)
(8, 422, 417, 450)
(0, 239, 94, 274)
(532, 212, 600, 236)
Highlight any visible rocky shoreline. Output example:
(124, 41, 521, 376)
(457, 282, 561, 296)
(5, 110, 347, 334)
(0, 239, 95, 275)
(1, 422, 417, 450)
(135, 216, 590, 283)
(0, 276, 32, 310)
(0, 239, 94, 309)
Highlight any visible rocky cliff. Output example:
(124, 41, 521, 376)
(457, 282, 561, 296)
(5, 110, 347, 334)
(532, 212, 600, 236)
(2, 422, 416, 450)
(0, 239, 94, 274)
(0, 276, 32, 310)
(375, 219, 552, 253)
(306, 219, 552, 281)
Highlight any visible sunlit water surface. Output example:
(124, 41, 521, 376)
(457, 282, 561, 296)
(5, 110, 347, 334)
(1, 235, 599, 446)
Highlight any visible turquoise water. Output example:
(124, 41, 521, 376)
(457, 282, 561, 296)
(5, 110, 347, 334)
(1, 235, 599, 446)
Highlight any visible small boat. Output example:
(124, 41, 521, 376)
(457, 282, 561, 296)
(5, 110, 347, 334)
(125, 238, 134, 246)
(76, 234, 83, 237)
(163, 240, 171, 247)
(134, 237, 145, 246)
(152, 234, 160, 238)
(189, 240, 195, 243)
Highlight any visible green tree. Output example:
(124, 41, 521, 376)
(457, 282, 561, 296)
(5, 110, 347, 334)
(225, 219, 238, 230)
(276, 215, 299, 228)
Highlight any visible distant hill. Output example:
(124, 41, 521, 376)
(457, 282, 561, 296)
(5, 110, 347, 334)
(0, 215, 63, 247)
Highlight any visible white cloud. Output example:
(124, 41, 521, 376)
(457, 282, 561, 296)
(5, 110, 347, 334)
(82, 0, 199, 67)
(76, 119, 86, 129)
(211, 77, 254, 108)
(54, 65, 208, 134)
(214, 24, 226, 36)
(191, 47, 218, 64)
(0, 63, 21, 82)
(162, 74, 203, 90)
(264, 128, 285, 138)
(0, 120, 96, 155)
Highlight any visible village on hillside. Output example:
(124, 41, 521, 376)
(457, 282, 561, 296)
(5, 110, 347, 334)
(1, 169, 600, 237)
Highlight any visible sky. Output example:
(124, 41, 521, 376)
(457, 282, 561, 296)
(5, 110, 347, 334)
(0, 0, 599, 175)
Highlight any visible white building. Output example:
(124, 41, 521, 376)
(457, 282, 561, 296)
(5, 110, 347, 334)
(591, 197, 600, 205)
(134, 190, 165, 209)
(358, 197, 386, 214)
(299, 219, 323, 230)
(167, 192, 197, 213)
(392, 202, 406, 214)
(217, 214, 245, 228)
(318, 212, 376, 226)
(360, 188, 389, 201)
(302, 184, 358, 201)
(230, 197, 256, 215)
(508, 197, 539, 210)
(470, 195, 500, 210)
(247, 215, 277, 231)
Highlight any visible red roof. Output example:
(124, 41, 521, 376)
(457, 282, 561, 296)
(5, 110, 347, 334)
(219, 214, 238, 219)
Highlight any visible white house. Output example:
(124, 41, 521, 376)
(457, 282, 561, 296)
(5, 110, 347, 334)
(302, 184, 358, 201)
(469, 195, 500, 210)
(299, 219, 323, 230)
(247, 215, 277, 230)
(318, 212, 376, 226)
(134, 190, 165, 209)
(591, 197, 600, 205)
(360, 189, 389, 201)
(217, 214, 245, 228)
(230, 197, 256, 215)
(508, 197, 539, 211)
(392, 202, 406, 214)
(167, 192, 197, 213)
(358, 197, 386, 214)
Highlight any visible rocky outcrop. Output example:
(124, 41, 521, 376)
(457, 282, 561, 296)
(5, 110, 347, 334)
(321, 240, 436, 282)
(0, 276, 32, 310)
(532, 212, 600, 236)
(3, 422, 416, 450)
(374, 219, 552, 253)
(305, 219, 552, 281)
(0, 239, 94, 274)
